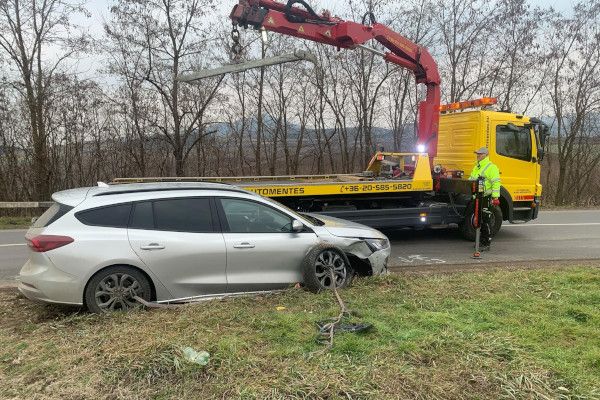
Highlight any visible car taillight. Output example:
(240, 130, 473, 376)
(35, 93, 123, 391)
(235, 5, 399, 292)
(27, 235, 74, 252)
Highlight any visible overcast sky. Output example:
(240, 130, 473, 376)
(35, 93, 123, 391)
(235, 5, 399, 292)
(81, 0, 576, 36)
(69, 0, 576, 80)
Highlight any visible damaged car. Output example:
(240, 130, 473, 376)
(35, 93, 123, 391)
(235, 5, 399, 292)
(18, 182, 391, 313)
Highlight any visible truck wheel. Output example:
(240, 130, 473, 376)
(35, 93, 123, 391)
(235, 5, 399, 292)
(490, 206, 503, 236)
(302, 244, 353, 293)
(459, 202, 503, 241)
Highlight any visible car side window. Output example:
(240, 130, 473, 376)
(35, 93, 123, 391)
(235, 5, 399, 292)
(220, 198, 293, 233)
(129, 201, 154, 230)
(496, 125, 532, 161)
(152, 198, 213, 233)
(76, 203, 132, 228)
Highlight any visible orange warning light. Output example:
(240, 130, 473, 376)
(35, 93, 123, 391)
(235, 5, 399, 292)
(439, 97, 498, 113)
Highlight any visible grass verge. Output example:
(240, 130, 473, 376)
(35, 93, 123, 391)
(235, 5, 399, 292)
(0, 267, 598, 399)
(0, 216, 32, 230)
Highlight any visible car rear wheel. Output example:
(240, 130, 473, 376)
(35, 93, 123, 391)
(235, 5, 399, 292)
(302, 245, 353, 293)
(85, 266, 151, 313)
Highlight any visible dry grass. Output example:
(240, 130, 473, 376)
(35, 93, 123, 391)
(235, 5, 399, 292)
(0, 217, 32, 230)
(0, 267, 599, 399)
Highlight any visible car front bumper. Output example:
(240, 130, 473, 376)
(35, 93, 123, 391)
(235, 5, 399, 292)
(367, 247, 391, 275)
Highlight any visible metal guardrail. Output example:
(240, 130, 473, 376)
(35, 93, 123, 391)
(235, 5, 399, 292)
(0, 202, 53, 208)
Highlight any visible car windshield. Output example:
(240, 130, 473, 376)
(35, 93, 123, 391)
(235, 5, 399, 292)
(259, 197, 321, 226)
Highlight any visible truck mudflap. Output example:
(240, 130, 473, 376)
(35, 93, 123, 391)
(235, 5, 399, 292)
(509, 200, 539, 223)
(532, 196, 541, 219)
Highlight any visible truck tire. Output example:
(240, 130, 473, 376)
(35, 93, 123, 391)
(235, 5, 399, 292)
(490, 206, 503, 236)
(459, 202, 503, 241)
(302, 244, 353, 293)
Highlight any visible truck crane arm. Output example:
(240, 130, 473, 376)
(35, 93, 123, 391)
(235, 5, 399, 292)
(230, 0, 441, 157)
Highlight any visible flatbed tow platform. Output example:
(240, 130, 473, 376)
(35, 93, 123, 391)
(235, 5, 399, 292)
(113, 153, 470, 230)
(114, 154, 434, 199)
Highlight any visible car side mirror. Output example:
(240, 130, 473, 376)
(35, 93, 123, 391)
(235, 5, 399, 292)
(292, 219, 304, 232)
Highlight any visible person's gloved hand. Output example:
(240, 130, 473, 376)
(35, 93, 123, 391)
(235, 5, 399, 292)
(492, 198, 500, 207)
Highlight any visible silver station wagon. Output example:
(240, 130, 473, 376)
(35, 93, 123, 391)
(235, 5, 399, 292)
(19, 183, 391, 312)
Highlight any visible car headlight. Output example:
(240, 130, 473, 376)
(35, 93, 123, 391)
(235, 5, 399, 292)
(364, 238, 389, 252)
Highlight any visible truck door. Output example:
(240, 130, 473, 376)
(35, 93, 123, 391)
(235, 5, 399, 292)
(492, 120, 538, 202)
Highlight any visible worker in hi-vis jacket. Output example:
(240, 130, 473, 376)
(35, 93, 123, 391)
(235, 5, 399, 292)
(469, 147, 501, 251)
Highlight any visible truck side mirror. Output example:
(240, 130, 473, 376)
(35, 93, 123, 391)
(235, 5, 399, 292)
(506, 122, 521, 132)
(538, 126, 549, 162)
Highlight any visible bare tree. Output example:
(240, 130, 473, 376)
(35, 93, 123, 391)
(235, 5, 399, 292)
(545, 0, 600, 205)
(0, 0, 88, 199)
(487, 0, 548, 113)
(435, 0, 493, 103)
(105, 0, 223, 177)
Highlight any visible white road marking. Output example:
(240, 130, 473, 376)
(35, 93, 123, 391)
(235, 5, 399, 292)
(398, 254, 446, 264)
(0, 243, 26, 247)
(503, 223, 600, 227)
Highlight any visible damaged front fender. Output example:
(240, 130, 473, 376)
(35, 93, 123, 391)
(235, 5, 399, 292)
(334, 238, 390, 276)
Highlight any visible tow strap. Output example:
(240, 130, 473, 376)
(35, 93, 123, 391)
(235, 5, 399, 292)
(315, 270, 373, 350)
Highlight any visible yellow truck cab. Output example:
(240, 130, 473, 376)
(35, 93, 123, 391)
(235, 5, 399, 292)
(435, 109, 546, 225)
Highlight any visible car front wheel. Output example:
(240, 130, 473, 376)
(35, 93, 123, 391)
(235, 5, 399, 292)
(85, 266, 152, 313)
(302, 245, 353, 293)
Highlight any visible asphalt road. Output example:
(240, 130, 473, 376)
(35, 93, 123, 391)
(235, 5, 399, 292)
(387, 209, 600, 267)
(1, 210, 599, 281)
(0, 229, 28, 280)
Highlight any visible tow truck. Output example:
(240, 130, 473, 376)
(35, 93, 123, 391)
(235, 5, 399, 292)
(115, 0, 549, 240)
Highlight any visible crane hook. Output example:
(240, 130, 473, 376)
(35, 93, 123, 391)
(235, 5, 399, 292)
(231, 23, 243, 61)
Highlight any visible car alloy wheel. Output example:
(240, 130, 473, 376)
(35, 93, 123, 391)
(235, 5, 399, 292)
(302, 244, 353, 293)
(314, 249, 348, 289)
(94, 273, 143, 311)
(85, 266, 152, 313)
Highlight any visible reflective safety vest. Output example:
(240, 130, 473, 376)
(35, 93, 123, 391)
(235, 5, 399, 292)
(469, 156, 501, 198)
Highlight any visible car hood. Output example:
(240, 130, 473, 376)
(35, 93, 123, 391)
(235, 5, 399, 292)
(306, 213, 387, 239)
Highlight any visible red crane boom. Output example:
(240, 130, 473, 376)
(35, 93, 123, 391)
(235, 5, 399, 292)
(230, 0, 441, 157)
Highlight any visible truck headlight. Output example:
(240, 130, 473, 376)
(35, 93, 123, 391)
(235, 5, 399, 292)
(364, 238, 389, 252)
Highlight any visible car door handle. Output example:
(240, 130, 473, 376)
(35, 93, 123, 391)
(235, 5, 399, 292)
(233, 242, 255, 249)
(140, 243, 165, 250)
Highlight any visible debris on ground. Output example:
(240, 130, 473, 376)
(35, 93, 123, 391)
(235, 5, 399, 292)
(180, 347, 210, 366)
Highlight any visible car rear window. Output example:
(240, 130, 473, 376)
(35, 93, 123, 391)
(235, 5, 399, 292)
(33, 202, 73, 228)
(76, 203, 132, 228)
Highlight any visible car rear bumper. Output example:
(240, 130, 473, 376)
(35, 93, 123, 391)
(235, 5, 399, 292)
(18, 257, 83, 306)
